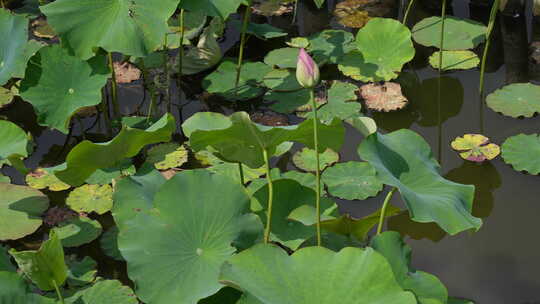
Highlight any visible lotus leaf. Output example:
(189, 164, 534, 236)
(501, 134, 540, 175)
(412, 16, 487, 50)
(287, 37, 310, 48)
(0, 272, 56, 304)
(265, 89, 311, 113)
(42, 0, 179, 59)
(448, 298, 475, 304)
(231, 20, 287, 40)
(429, 50, 480, 70)
(387, 211, 447, 242)
(84, 159, 136, 185)
(263, 69, 302, 92)
(20, 45, 110, 133)
(304, 81, 362, 123)
(166, 11, 207, 48)
(203, 60, 272, 101)
(180, 0, 244, 19)
(195, 150, 265, 183)
(293, 147, 339, 172)
(0, 183, 49, 241)
(54, 216, 103, 247)
(66, 184, 113, 215)
(26, 167, 71, 191)
(358, 130, 482, 235)
(178, 22, 223, 75)
(0, 87, 15, 108)
(0, 245, 15, 272)
(338, 18, 414, 82)
(184, 111, 344, 168)
(0, 120, 30, 168)
(0, 174, 10, 183)
(117, 170, 253, 304)
(65, 279, 138, 304)
(281, 170, 321, 193)
(360, 82, 408, 112)
(286, 197, 338, 226)
(346, 116, 378, 137)
(371, 231, 448, 304)
(307, 29, 355, 64)
(147, 143, 188, 170)
(322, 161, 383, 200)
(451, 134, 500, 162)
(485, 83, 540, 118)
(220, 244, 417, 304)
(100, 226, 123, 261)
(9, 230, 68, 291)
(264, 47, 301, 69)
(55, 113, 175, 186)
(66, 256, 97, 287)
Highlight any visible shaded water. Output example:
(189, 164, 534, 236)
(1, 0, 539, 303)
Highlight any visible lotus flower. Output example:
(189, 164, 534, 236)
(296, 48, 320, 89)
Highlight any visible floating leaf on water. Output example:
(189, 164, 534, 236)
(65, 279, 139, 304)
(147, 143, 189, 170)
(360, 82, 408, 112)
(429, 50, 480, 70)
(230, 20, 287, 40)
(0, 272, 57, 304)
(301, 81, 361, 123)
(265, 89, 312, 113)
(263, 69, 302, 92)
(486, 83, 540, 118)
(66, 256, 98, 287)
(322, 161, 383, 200)
(66, 184, 113, 215)
(412, 16, 487, 50)
(292, 147, 339, 172)
(54, 216, 103, 247)
(100, 226, 123, 261)
(501, 133, 540, 175)
(0, 120, 30, 169)
(264, 47, 301, 69)
(451, 134, 500, 162)
(31, 18, 56, 39)
(287, 37, 310, 48)
(113, 62, 141, 84)
(26, 166, 71, 191)
(307, 30, 355, 64)
(85, 159, 136, 185)
(220, 244, 417, 303)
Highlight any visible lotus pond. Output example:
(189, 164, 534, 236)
(0, 0, 539, 303)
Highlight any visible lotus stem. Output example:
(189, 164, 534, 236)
(140, 61, 156, 125)
(437, 0, 447, 164)
(235, 1, 252, 89)
(238, 162, 245, 186)
(1, 0, 4, 8)
(479, 0, 500, 98)
(100, 87, 112, 137)
(178, 9, 185, 104)
(263, 149, 274, 244)
(309, 89, 322, 247)
(163, 33, 171, 113)
(53, 280, 64, 304)
(107, 52, 120, 118)
(376, 188, 396, 235)
(292, 0, 299, 24)
(402, 0, 416, 25)
(438, 0, 446, 73)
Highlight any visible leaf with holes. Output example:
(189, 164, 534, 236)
(486, 83, 540, 118)
(451, 134, 500, 162)
(501, 134, 540, 175)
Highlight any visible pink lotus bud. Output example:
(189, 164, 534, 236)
(296, 48, 320, 88)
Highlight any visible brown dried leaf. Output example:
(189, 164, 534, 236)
(360, 82, 407, 112)
(113, 62, 141, 84)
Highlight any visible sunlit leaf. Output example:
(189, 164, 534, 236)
(429, 50, 480, 70)
(501, 133, 540, 175)
(65, 279, 138, 304)
(486, 83, 540, 118)
(0, 272, 56, 304)
(66, 184, 113, 215)
(412, 16, 486, 50)
(322, 161, 383, 200)
(451, 134, 500, 162)
(292, 147, 339, 172)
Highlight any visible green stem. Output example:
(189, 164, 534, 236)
(107, 52, 120, 118)
(53, 280, 64, 304)
(235, 2, 252, 88)
(376, 188, 396, 235)
(402, 0, 416, 25)
(100, 87, 112, 137)
(178, 9, 185, 103)
(309, 89, 322, 247)
(140, 61, 156, 125)
(163, 33, 171, 113)
(292, 0, 299, 24)
(438, 0, 446, 73)
(479, 0, 500, 98)
(238, 162, 245, 186)
(437, 0, 447, 164)
(263, 149, 274, 244)
(1, 0, 4, 8)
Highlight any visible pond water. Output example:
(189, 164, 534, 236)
(1, 0, 539, 303)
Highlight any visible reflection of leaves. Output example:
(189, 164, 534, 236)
(388, 211, 447, 242)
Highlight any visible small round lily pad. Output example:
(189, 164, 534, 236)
(66, 184, 113, 215)
(322, 161, 383, 200)
(264, 47, 301, 69)
(263, 69, 302, 92)
(412, 16, 487, 50)
(147, 143, 189, 170)
(429, 50, 480, 70)
(501, 133, 540, 175)
(54, 216, 103, 247)
(26, 167, 71, 191)
(486, 83, 540, 118)
(100, 226, 123, 261)
(292, 148, 340, 172)
(451, 134, 500, 162)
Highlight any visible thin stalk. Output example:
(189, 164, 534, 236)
(53, 280, 64, 304)
(376, 188, 397, 235)
(238, 163, 245, 186)
(1, 0, 4, 9)
(263, 149, 274, 244)
(163, 33, 171, 113)
(235, 2, 252, 88)
(178, 9, 185, 103)
(309, 89, 322, 246)
(100, 87, 112, 137)
(437, 0, 447, 164)
(140, 61, 156, 125)
(292, 0, 299, 24)
(479, 0, 500, 98)
(107, 52, 120, 117)
(402, 0, 416, 25)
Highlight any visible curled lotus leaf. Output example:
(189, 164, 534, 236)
(360, 82, 408, 112)
(147, 143, 189, 170)
(451, 134, 500, 162)
(292, 147, 339, 172)
(501, 134, 540, 175)
(486, 83, 540, 118)
(26, 166, 71, 191)
(66, 184, 113, 215)
(412, 16, 487, 50)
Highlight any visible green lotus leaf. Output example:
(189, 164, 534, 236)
(65, 279, 138, 304)
(9, 230, 68, 291)
(371, 231, 448, 304)
(147, 143, 189, 170)
(485, 83, 540, 118)
(286, 197, 338, 226)
(0, 120, 30, 168)
(0, 245, 15, 272)
(54, 216, 103, 247)
(412, 16, 486, 50)
(287, 37, 310, 48)
(338, 18, 414, 82)
(84, 159, 136, 185)
(203, 60, 272, 101)
(322, 161, 383, 200)
(219, 244, 417, 304)
(264, 47, 301, 69)
(117, 170, 252, 304)
(231, 20, 287, 39)
(199, 287, 243, 304)
(184, 111, 345, 168)
(320, 205, 400, 241)
(281, 170, 321, 192)
(265, 89, 311, 113)
(55, 113, 175, 186)
(293, 147, 339, 172)
(429, 50, 480, 70)
(303, 81, 362, 123)
(0, 272, 56, 304)
(167, 10, 207, 47)
(501, 134, 540, 175)
(66, 256, 97, 287)
(0, 174, 10, 183)
(20, 45, 109, 133)
(346, 116, 377, 137)
(66, 184, 113, 215)
(451, 134, 500, 162)
(100, 226, 123, 261)
(26, 166, 71, 191)
(307, 29, 355, 64)
(42, 0, 179, 60)
(358, 130, 482, 235)
(263, 69, 302, 92)
(177, 22, 223, 75)
(448, 297, 474, 304)
(195, 150, 265, 183)
(0, 183, 48, 241)
(180, 0, 244, 19)
(0, 87, 15, 108)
